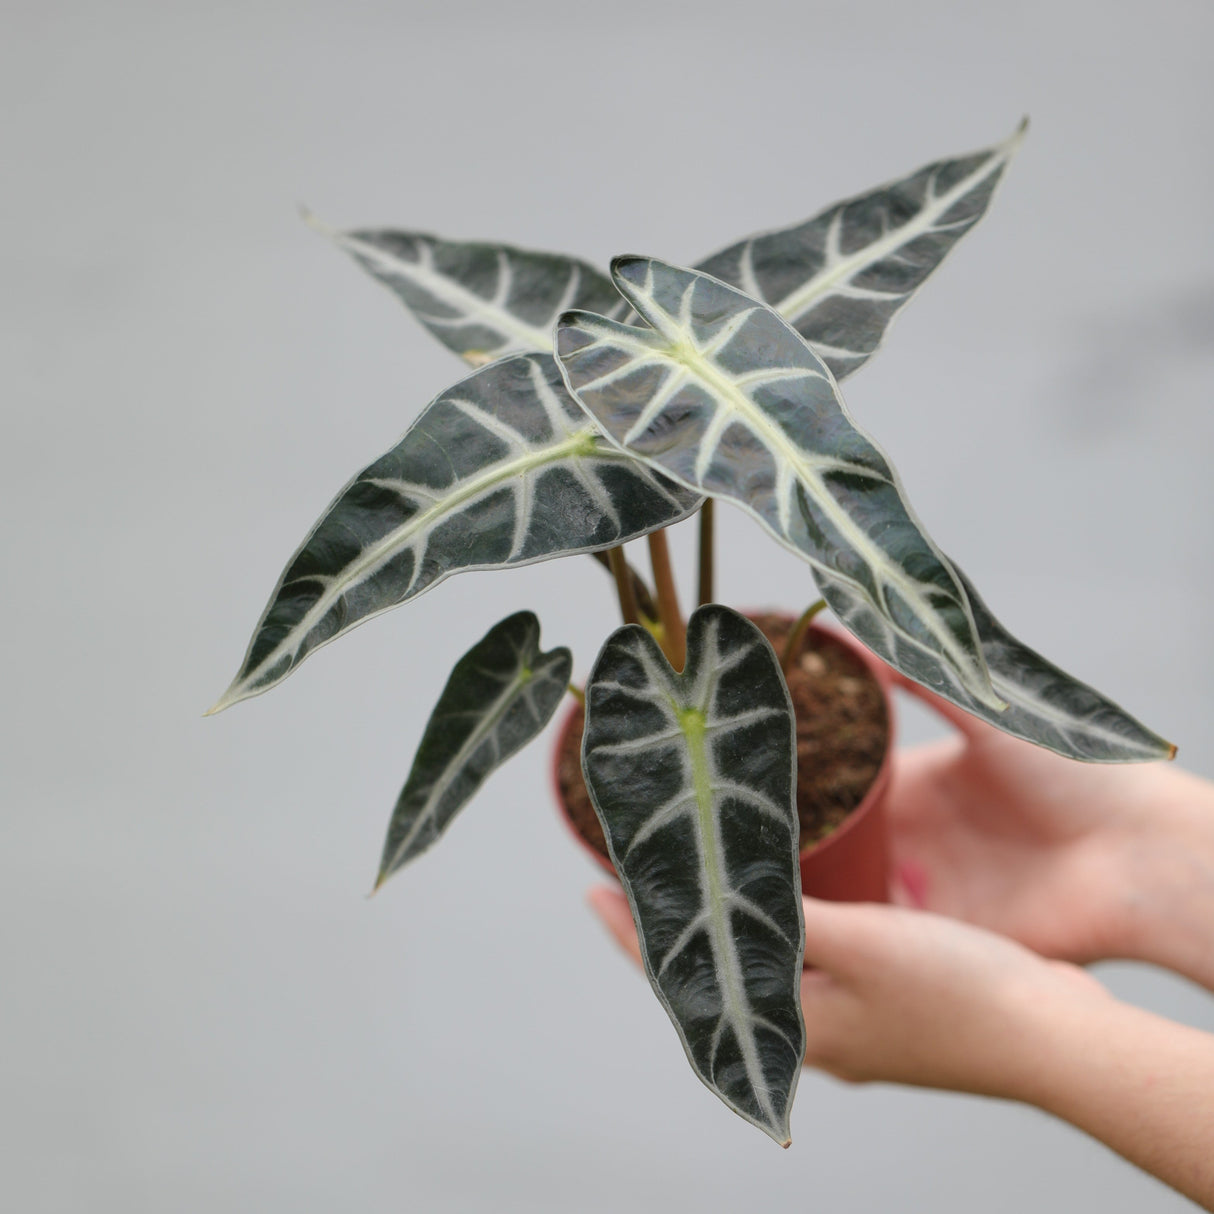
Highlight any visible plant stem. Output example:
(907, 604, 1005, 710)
(608, 546, 641, 626)
(647, 529, 686, 670)
(590, 550, 657, 620)
(780, 598, 828, 676)
(567, 683, 585, 707)
(697, 499, 715, 607)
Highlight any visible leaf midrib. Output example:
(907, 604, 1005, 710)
(773, 144, 1008, 324)
(679, 702, 777, 1129)
(382, 658, 540, 877)
(338, 233, 552, 354)
(648, 337, 997, 705)
(218, 429, 597, 708)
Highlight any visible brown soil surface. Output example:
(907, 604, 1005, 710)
(556, 613, 890, 864)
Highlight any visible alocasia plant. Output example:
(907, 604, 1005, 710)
(210, 122, 1175, 1145)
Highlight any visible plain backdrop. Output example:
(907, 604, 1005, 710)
(4, 1, 1213, 1210)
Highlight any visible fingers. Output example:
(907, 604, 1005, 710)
(589, 886, 953, 1004)
(587, 884, 642, 967)
(800, 895, 889, 976)
(799, 898, 909, 1082)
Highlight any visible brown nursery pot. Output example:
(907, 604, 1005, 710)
(552, 614, 894, 904)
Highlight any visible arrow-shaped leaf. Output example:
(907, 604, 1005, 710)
(377, 611, 571, 886)
(695, 121, 1026, 379)
(582, 605, 805, 1146)
(815, 562, 1176, 762)
(209, 353, 699, 712)
(317, 126, 1021, 379)
(312, 217, 624, 367)
(556, 256, 1003, 712)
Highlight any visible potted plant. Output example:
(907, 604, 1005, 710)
(208, 122, 1174, 1147)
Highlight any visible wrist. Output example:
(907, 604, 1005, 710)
(992, 964, 1117, 1108)
(1021, 993, 1214, 1207)
(1101, 767, 1214, 987)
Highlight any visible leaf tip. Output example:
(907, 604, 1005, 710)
(554, 314, 595, 358)
(1005, 116, 1030, 155)
(760, 1118, 793, 1148)
(203, 680, 244, 717)
(610, 254, 648, 287)
(299, 205, 337, 240)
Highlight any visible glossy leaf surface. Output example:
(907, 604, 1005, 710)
(582, 606, 804, 1145)
(316, 218, 623, 366)
(210, 354, 699, 712)
(695, 122, 1025, 379)
(377, 612, 571, 887)
(556, 256, 1002, 711)
(815, 562, 1174, 761)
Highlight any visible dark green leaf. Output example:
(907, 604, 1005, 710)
(695, 122, 1026, 379)
(377, 612, 572, 886)
(582, 605, 805, 1145)
(816, 561, 1176, 761)
(313, 217, 624, 366)
(209, 353, 699, 712)
(556, 256, 1003, 712)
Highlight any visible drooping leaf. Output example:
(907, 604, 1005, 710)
(311, 216, 624, 366)
(815, 562, 1176, 762)
(209, 353, 699, 713)
(377, 611, 571, 887)
(556, 256, 1003, 712)
(582, 605, 805, 1146)
(695, 121, 1026, 379)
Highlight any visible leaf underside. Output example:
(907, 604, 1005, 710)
(555, 255, 1002, 712)
(377, 611, 571, 886)
(815, 562, 1175, 762)
(211, 353, 699, 712)
(695, 121, 1026, 380)
(582, 605, 805, 1145)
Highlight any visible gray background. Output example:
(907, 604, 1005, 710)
(4, 0, 1213, 1209)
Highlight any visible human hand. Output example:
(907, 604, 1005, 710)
(587, 885, 1106, 1098)
(883, 672, 1208, 969)
(795, 896, 1106, 1093)
(797, 896, 1214, 1209)
(591, 886, 1214, 1205)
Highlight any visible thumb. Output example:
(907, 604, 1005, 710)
(801, 896, 890, 976)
